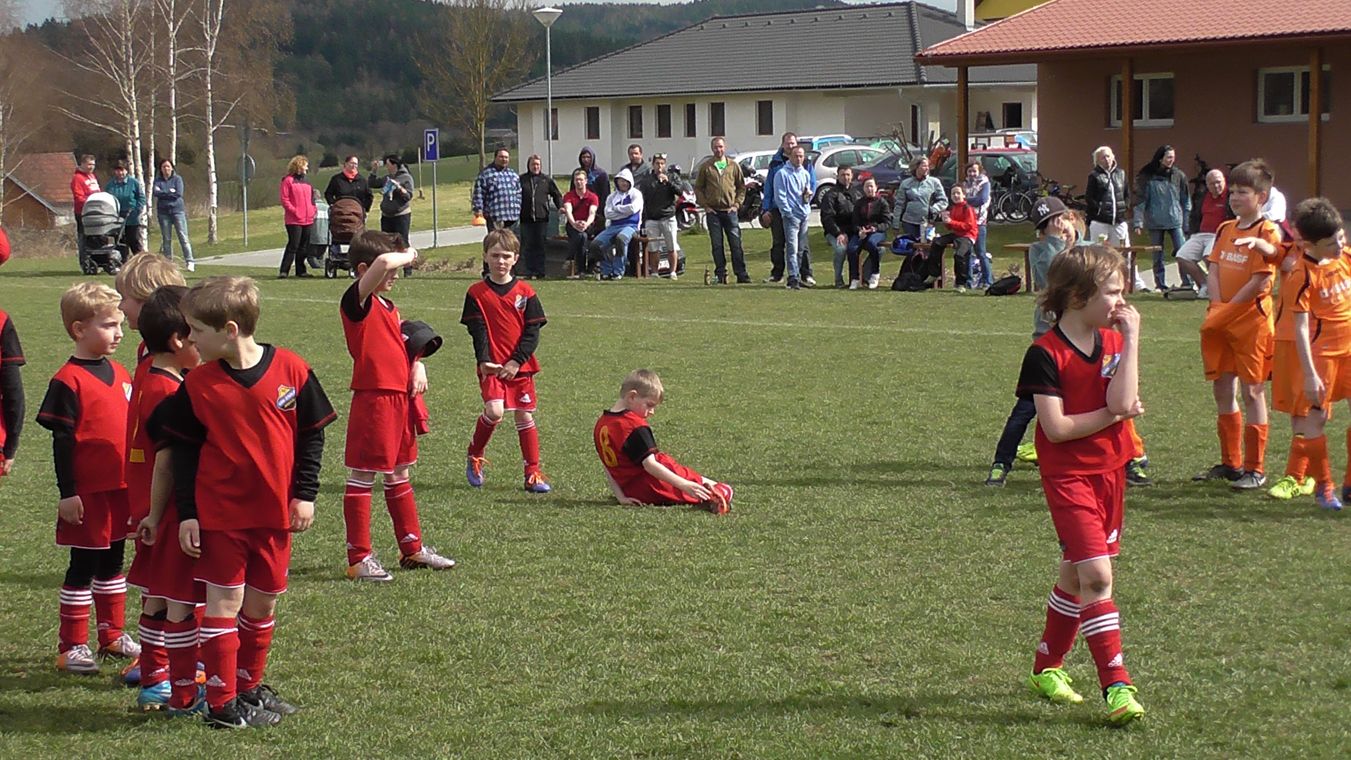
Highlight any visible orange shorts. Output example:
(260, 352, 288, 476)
(1201, 314, 1272, 384)
(1271, 340, 1301, 415)
(1291, 353, 1351, 418)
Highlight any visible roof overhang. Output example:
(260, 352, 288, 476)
(917, 30, 1351, 67)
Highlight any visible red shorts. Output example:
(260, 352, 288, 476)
(194, 528, 291, 595)
(1041, 468, 1125, 564)
(345, 390, 417, 472)
(56, 489, 129, 550)
(126, 536, 154, 592)
(146, 513, 204, 605)
(618, 453, 706, 505)
(480, 373, 537, 412)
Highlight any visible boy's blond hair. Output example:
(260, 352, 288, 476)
(115, 252, 186, 301)
(621, 368, 664, 402)
(483, 228, 520, 257)
(1039, 245, 1127, 324)
(60, 282, 122, 339)
(181, 275, 260, 336)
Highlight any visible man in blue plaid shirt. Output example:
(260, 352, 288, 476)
(472, 147, 523, 231)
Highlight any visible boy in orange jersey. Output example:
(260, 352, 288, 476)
(594, 369, 733, 513)
(340, 231, 454, 581)
(115, 252, 186, 362)
(462, 229, 552, 493)
(1193, 160, 1285, 490)
(36, 283, 140, 675)
(1248, 198, 1349, 510)
(1264, 243, 1317, 500)
(1017, 245, 1145, 725)
(150, 276, 336, 728)
(124, 286, 205, 713)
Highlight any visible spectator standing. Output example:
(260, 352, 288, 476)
(820, 165, 860, 288)
(1175, 169, 1233, 297)
(621, 144, 650, 185)
(762, 132, 815, 286)
(1086, 146, 1148, 291)
(519, 154, 562, 279)
(562, 169, 599, 278)
(893, 157, 946, 239)
(71, 154, 100, 263)
(963, 161, 992, 287)
(325, 155, 373, 212)
(773, 146, 812, 291)
(693, 137, 749, 284)
(151, 158, 194, 271)
(105, 160, 146, 255)
(1133, 144, 1191, 290)
(378, 154, 415, 247)
(638, 153, 686, 279)
(472, 147, 523, 232)
(278, 154, 316, 278)
(848, 177, 890, 290)
(577, 147, 609, 236)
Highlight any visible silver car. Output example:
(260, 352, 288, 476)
(806, 144, 888, 204)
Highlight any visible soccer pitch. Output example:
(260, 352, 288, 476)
(0, 236, 1348, 758)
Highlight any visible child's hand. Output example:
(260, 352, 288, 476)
(498, 360, 521, 380)
(680, 480, 712, 501)
(410, 360, 428, 396)
(617, 496, 644, 506)
(179, 519, 201, 558)
(137, 515, 159, 545)
(289, 499, 315, 532)
(58, 495, 84, 525)
(0, 458, 12, 476)
(1234, 236, 1277, 256)
(478, 362, 503, 378)
(1305, 374, 1327, 408)
(1113, 303, 1141, 339)
(1121, 398, 1145, 420)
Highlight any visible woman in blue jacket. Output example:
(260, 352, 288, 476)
(1133, 144, 1191, 290)
(152, 158, 194, 271)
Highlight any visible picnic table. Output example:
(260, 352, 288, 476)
(1003, 243, 1162, 293)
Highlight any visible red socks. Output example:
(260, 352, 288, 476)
(138, 612, 169, 687)
(58, 586, 92, 652)
(1033, 586, 1080, 673)
(1217, 411, 1242, 470)
(164, 616, 201, 709)
(384, 476, 423, 557)
(468, 414, 499, 457)
(91, 575, 127, 647)
(517, 419, 541, 476)
(343, 478, 375, 565)
(1243, 423, 1268, 475)
(236, 614, 275, 695)
(1080, 599, 1131, 689)
(199, 616, 239, 709)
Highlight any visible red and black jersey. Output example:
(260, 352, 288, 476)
(125, 362, 182, 524)
(461, 277, 546, 372)
(36, 357, 132, 496)
(1017, 326, 1132, 475)
(150, 345, 336, 531)
(0, 309, 25, 459)
(594, 409, 661, 492)
(340, 281, 410, 392)
(136, 340, 150, 365)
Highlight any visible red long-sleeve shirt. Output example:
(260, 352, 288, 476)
(945, 201, 979, 241)
(71, 170, 100, 215)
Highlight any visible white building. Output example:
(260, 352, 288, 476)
(494, 2, 1036, 173)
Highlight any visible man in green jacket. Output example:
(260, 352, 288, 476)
(693, 137, 749, 284)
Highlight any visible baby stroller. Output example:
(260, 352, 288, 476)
(78, 192, 125, 275)
(324, 197, 365, 279)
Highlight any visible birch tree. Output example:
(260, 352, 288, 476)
(155, 0, 195, 165)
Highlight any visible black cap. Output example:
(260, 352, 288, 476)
(1031, 196, 1068, 231)
(401, 320, 442, 361)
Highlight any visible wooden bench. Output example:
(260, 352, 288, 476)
(1003, 243, 1158, 293)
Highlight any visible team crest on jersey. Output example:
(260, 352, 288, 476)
(122, 382, 133, 400)
(276, 384, 297, 411)
(514, 294, 527, 312)
(1101, 353, 1120, 378)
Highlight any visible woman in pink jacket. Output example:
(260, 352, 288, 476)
(279, 154, 316, 278)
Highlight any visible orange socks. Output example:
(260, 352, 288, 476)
(1305, 435, 1333, 488)
(1126, 419, 1145, 460)
(1217, 411, 1242, 469)
(1243, 423, 1268, 474)
(1286, 436, 1310, 480)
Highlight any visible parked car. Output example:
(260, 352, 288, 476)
(798, 134, 853, 151)
(805, 144, 888, 204)
(853, 151, 910, 191)
(734, 149, 778, 182)
(932, 148, 1038, 193)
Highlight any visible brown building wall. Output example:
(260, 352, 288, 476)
(1037, 43, 1351, 210)
(1, 181, 58, 230)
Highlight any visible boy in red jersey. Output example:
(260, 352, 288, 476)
(340, 231, 454, 582)
(124, 285, 204, 712)
(595, 369, 733, 514)
(115, 252, 186, 363)
(36, 282, 141, 675)
(462, 229, 552, 493)
(1194, 160, 1284, 490)
(1017, 245, 1145, 725)
(0, 299, 23, 480)
(150, 276, 336, 728)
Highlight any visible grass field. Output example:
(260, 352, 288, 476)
(0, 232, 1348, 758)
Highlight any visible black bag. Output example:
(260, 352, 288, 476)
(986, 275, 1022, 296)
(891, 271, 929, 292)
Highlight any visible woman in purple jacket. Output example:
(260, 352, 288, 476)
(278, 154, 316, 278)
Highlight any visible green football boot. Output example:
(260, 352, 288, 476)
(1105, 683, 1145, 725)
(1016, 441, 1038, 464)
(1026, 667, 1084, 705)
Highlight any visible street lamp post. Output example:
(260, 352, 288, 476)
(532, 6, 562, 179)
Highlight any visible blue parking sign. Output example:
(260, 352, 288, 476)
(424, 128, 439, 162)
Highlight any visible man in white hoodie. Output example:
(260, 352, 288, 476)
(589, 168, 644, 280)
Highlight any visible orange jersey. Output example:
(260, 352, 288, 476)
(1207, 218, 1283, 310)
(1291, 247, 1351, 357)
(1273, 243, 1303, 342)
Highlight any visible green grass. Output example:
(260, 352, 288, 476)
(1, 230, 1349, 758)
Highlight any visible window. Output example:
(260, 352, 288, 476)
(657, 104, 671, 138)
(585, 107, 600, 140)
(1109, 73, 1174, 127)
(544, 108, 558, 141)
(684, 103, 696, 137)
(1258, 66, 1332, 122)
(709, 101, 725, 137)
(756, 100, 774, 136)
(1001, 102, 1023, 129)
(910, 104, 921, 146)
(628, 105, 643, 139)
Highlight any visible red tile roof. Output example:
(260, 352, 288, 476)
(918, 0, 1351, 63)
(7, 152, 76, 207)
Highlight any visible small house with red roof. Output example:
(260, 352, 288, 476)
(917, 0, 1351, 206)
(3, 152, 77, 229)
